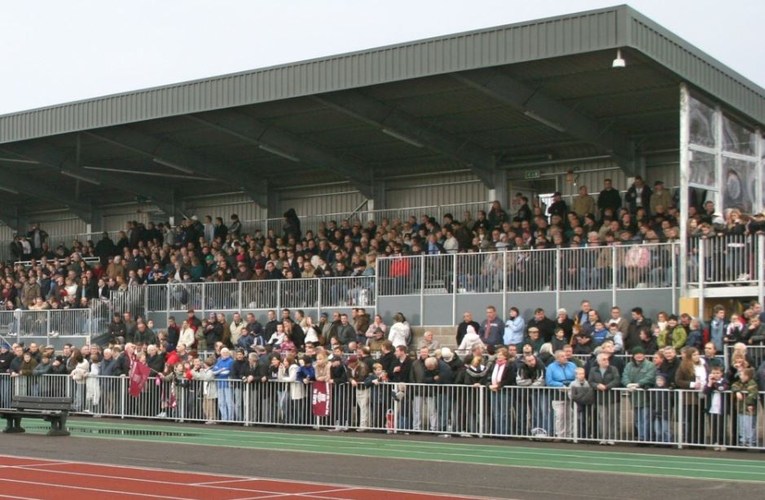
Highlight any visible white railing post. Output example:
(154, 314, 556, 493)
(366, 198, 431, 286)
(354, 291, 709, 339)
(452, 253, 458, 324)
(554, 248, 562, 311)
(698, 240, 706, 320)
(611, 244, 618, 305)
(676, 390, 684, 449)
(671, 242, 678, 313)
(478, 385, 485, 438)
(419, 255, 425, 323)
(759, 234, 765, 306)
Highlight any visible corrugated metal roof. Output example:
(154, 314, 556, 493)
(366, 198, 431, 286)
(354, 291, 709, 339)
(4, 5, 761, 144)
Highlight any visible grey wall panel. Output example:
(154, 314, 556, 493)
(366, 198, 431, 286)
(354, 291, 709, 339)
(455, 293, 504, 325)
(558, 291, 613, 319)
(386, 172, 486, 208)
(615, 289, 678, 322)
(507, 293, 558, 323)
(184, 193, 265, 223)
(277, 183, 366, 218)
(423, 296, 455, 326)
(377, 296, 421, 326)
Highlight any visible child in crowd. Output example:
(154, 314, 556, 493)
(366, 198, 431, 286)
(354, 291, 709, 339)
(551, 327, 568, 353)
(686, 319, 704, 350)
(569, 367, 594, 439)
(650, 374, 673, 443)
(591, 321, 608, 347)
(364, 362, 391, 429)
(704, 364, 729, 450)
(571, 324, 593, 355)
(731, 367, 759, 447)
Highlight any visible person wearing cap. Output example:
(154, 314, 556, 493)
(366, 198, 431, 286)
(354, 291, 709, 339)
(622, 346, 656, 443)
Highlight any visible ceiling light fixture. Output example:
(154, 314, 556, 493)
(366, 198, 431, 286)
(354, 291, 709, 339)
(258, 144, 301, 162)
(152, 157, 195, 174)
(381, 128, 424, 148)
(523, 111, 566, 132)
(612, 49, 626, 69)
(61, 170, 101, 185)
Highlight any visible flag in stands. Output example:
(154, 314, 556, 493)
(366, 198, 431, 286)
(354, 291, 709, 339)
(312, 381, 330, 417)
(129, 361, 150, 397)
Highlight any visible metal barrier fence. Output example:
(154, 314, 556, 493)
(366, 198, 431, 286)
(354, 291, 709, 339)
(135, 276, 376, 324)
(3, 374, 762, 450)
(0, 309, 94, 346)
(688, 233, 764, 286)
(378, 242, 679, 296)
(723, 345, 765, 372)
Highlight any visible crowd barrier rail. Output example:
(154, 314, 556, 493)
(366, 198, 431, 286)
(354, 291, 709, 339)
(2, 374, 762, 450)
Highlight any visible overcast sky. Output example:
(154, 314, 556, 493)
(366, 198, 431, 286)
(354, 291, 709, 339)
(1, 0, 762, 116)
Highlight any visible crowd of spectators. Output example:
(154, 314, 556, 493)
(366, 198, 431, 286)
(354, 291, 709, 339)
(1, 295, 763, 448)
(3, 176, 765, 318)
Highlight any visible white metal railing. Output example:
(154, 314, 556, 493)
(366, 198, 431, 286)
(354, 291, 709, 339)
(0, 308, 95, 343)
(133, 276, 376, 320)
(3, 374, 762, 450)
(688, 233, 762, 286)
(377, 242, 679, 296)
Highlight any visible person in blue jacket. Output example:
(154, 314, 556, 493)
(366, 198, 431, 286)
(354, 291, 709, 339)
(212, 348, 235, 421)
(545, 350, 577, 438)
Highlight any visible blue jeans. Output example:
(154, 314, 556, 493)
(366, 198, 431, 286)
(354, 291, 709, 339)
(653, 415, 672, 443)
(738, 414, 756, 447)
(217, 386, 233, 421)
(491, 391, 509, 435)
(634, 406, 649, 441)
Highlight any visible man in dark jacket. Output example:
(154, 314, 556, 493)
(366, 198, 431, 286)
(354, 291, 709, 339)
(479, 306, 503, 347)
(526, 308, 557, 343)
(588, 352, 621, 444)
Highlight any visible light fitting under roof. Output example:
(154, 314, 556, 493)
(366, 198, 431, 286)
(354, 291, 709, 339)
(612, 49, 626, 68)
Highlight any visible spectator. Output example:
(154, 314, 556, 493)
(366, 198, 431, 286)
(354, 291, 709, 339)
(597, 178, 622, 215)
(622, 346, 656, 442)
(625, 176, 651, 214)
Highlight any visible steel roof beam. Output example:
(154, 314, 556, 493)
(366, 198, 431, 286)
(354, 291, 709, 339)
(313, 90, 497, 189)
(453, 69, 636, 176)
(0, 143, 179, 218)
(0, 166, 92, 222)
(85, 127, 269, 207)
(187, 110, 375, 199)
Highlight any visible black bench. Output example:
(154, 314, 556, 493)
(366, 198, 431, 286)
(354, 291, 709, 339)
(0, 396, 73, 436)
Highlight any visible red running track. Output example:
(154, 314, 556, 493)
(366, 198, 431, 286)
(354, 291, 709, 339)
(0, 455, 486, 500)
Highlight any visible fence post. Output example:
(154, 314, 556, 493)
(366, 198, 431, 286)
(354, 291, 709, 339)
(120, 376, 126, 419)
(698, 240, 705, 321)
(611, 244, 618, 305)
(671, 242, 678, 314)
(419, 255, 425, 324)
(317, 278, 323, 317)
(478, 385, 485, 438)
(554, 248, 561, 311)
(452, 254, 458, 325)
(759, 234, 765, 306)
(676, 390, 684, 449)
(502, 250, 508, 301)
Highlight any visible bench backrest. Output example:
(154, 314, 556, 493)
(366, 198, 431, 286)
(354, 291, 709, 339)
(11, 396, 73, 412)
